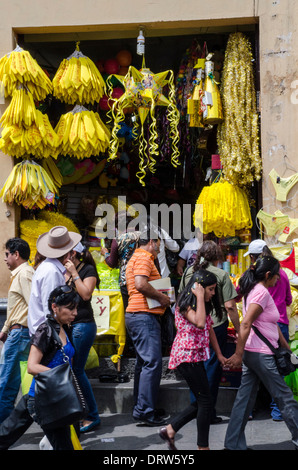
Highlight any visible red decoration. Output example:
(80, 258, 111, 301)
(116, 50, 132, 67)
(112, 87, 124, 100)
(104, 58, 120, 75)
(98, 95, 110, 110)
(96, 60, 104, 72)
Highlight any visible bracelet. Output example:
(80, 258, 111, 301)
(73, 276, 80, 282)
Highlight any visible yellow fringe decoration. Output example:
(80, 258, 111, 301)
(193, 179, 252, 237)
(217, 33, 261, 187)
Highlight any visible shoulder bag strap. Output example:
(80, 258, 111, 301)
(180, 265, 192, 290)
(46, 320, 70, 360)
(251, 325, 277, 353)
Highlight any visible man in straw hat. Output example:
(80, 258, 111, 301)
(28, 226, 81, 336)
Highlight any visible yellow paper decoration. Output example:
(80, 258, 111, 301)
(217, 33, 261, 186)
(107, 61, 180, 186)
(0, 45, 52, 101)
(0, 160, 59, 209)
(0, 85, 58, 159)
(54, 105, 110, 158)
(41, 157, 63, 188)
(193, 179, 252, 237)
(0, 85, 38, 128)
(52, 42, 106, 105)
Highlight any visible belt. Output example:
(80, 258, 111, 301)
(10, 324, 28, 330)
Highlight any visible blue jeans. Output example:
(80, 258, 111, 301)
(0, 327, 30, 424)
(70, 322, 99, 422)
(125, 312, 162, 419)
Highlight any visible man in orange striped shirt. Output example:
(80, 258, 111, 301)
(125, 230, 171, 426)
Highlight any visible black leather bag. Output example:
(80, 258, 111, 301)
(252, 325, 297, 376)
(34, 325, 87, 430)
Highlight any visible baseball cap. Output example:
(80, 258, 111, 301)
(244, 239, 267, 257)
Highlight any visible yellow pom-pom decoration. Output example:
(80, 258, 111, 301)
(193, 179, 252, 237)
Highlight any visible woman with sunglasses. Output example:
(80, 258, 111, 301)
(26, 285, 80, 450)
(64, 242, 101, 433)
(159, 270, 227, 451)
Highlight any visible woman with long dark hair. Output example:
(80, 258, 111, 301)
(64, 242, 101, 433)
(224, 256, 298, 450)
(159, 270, 227, 451)
(180, 240, 239, 423)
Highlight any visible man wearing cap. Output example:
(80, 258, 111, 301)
(0, 238, 34, 424)
(28, 226, 81, 335)
(243, 239, 269, 261)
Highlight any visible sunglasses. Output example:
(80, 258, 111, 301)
(52, 285, 75, 303)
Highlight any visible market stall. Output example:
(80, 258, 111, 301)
(0, 27, 272, 375)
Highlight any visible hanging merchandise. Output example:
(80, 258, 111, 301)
(187, 58, 205, 128)
(0, 45, 52, 101)
(193, 179, 252, 237)
(52, 42, 106, 105)
(0, 85, 38, 128)
(41, 157, 64, 188)
(257, 208, 290, 237)
(106, 58, 180, 186)
(0, 160, 59, 209)
(136, 29, 145, 56)
(0, 84, 59, 159)
(0, 113, 58, 159)
(217, 32, 261, 186)
(203, 54, 223, 125)
(20, 210, 80, 264)
(54, 105, 110, 158)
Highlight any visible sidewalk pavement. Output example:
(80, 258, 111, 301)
(8, 408, 296, 452)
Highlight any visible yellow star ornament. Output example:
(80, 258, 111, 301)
(107, 65, 180, 186)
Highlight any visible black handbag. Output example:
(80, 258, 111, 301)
(252, 325, 298, 376)
(34, 324, 88, 430)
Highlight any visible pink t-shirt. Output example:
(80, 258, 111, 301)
(243, 283, 280, 355)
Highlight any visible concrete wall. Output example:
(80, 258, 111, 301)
(257, 1, 298, 237)
(0, 0, 296, 295)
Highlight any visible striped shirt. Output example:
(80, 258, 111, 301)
(126, 248, 165, 315)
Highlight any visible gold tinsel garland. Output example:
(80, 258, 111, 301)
(217, 33, 261, 186)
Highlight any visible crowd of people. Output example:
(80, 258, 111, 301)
(0, 221, 297, 450)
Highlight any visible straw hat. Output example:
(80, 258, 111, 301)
(36, 226, 82, 259)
